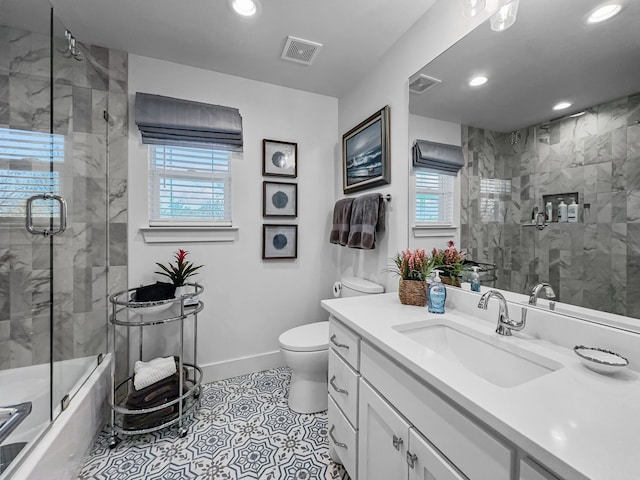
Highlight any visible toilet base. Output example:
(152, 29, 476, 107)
(287, 371, 328, 414)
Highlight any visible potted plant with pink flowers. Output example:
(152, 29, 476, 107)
(388, 249, 435, 306)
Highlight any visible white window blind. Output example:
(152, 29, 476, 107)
(149, 144, 233, 226)
(0, 127, 64, 218)
(415, 169, 454, 224)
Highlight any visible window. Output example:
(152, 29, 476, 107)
(149, 144, 234, 226)
(480, 178, 511, 223)
(0, 127, 64, 220)
(414, 168, 454, 224)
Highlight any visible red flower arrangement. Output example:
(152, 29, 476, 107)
(155, 249, 203, 286)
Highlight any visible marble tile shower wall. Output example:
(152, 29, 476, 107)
(0, 24, 128, 370)
(461, 93, 640, 319)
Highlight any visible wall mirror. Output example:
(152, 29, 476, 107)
(409, 0, 640, 324)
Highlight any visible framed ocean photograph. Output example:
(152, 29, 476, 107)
(263, 139, 297, 178)
(263, 181, 297, 217)
(342, 105, 390, 194)
(262, 224, 298, 259)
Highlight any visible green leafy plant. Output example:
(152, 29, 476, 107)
(388, 249, 435, 281)
(431, 241, 465, 278)
(155, 249, 203, 286)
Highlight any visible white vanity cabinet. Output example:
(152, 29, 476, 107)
(359, 378, 465, 480)
(327, 316, 561, 480)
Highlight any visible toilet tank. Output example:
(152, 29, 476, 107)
(340, 276, 384, 297)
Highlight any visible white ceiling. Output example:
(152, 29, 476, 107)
(30, 0, 438, 98)
(409, 0, 640, 132)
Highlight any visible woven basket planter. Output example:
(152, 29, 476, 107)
(398, 279, 428, 306)
(441, 276, 461, 287)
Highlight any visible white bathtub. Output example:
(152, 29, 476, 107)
(1, 355, 111, 480)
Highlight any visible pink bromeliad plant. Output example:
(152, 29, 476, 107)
(389, 248, 435, 281)
(155, 249, 203, 286)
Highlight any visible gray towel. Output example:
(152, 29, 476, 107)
(347, 193, 383, 249)
(330, 198, 355, 246)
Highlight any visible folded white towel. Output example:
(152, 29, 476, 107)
(133, 356, 177, 391)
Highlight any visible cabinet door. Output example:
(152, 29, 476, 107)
(408, 429, 467, 480)
(358, 379, 410, 480)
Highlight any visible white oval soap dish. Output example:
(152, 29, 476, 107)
(574, 346, 629, 374)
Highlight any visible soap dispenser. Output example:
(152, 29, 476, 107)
(567, 197, 578, 223)
(557, 198, 568, 223)
(470, 266, 481, 292)
(428, 270, 447, 314)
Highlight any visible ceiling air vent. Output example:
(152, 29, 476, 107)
(409, 73, 442, 94)
(281, 36, 323, 65)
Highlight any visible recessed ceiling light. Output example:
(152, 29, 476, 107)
(460, 0, 486, 17)
(553, 101, 572, 111)
(490, 0, 520, 32)
(570, 111, 586, 118)
(587, 3, 622, 23)
(231, 0, 259, 16)
(469, 75, 488, 87)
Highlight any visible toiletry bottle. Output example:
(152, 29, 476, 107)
(545, 201, 553, 222)
(557, 198, 568, 223)
(428, 270, 447, 314)
(567, 197, 578, 223)
(470, 266, 481, 292)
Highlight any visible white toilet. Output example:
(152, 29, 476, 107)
(279, 276, 384, 413)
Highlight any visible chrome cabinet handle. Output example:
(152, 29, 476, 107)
(25, 193, 67, 236)
(329, 425, 347, 449)
(330, 334, 349, 349)
(330, 375, 349, 395)
(392, 434, 403, 451)
(406, 451, 418, 468)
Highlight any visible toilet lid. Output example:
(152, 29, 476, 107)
(279, 322, 329, 352)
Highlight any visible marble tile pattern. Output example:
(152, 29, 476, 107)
(78, 368, 350, 480)
(461, 93, 640, 319)
(0, 24, 128, 371)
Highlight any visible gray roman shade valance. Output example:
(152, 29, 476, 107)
(135, 93, 243, 150)
(412, 139, 464, 175)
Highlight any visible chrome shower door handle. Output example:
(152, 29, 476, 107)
(26, 193, 67, 236)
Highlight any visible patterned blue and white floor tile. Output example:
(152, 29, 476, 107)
(78, 367, 350, 479)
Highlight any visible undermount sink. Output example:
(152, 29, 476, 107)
(393, 320, 562, 387)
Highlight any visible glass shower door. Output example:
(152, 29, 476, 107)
(49, 14, 109, 416)
(0, 3, 54, 474)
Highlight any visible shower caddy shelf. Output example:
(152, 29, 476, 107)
(107, 283, 204, 447)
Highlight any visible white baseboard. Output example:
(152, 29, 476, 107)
(201, 350, 285, 383)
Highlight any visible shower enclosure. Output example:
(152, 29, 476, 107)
(461, 91, 640, 319)
(0, 1, 128, 476)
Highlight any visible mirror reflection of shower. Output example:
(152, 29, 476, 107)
(63, 29, 83, 60)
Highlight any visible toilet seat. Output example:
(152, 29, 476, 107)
(279, 322, 328, 352)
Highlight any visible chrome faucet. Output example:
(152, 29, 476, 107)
(522, 282, 557, 324)
(529, 282, 556, 308)
(477, 290, 525, 336)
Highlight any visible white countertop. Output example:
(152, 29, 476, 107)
(321, 291, 640, 480)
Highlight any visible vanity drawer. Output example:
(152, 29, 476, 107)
(360, 341, 513, 480)
(329, 317, 360, 370)
(328, 395, 358, 480)
(328, 349, 359, 427)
